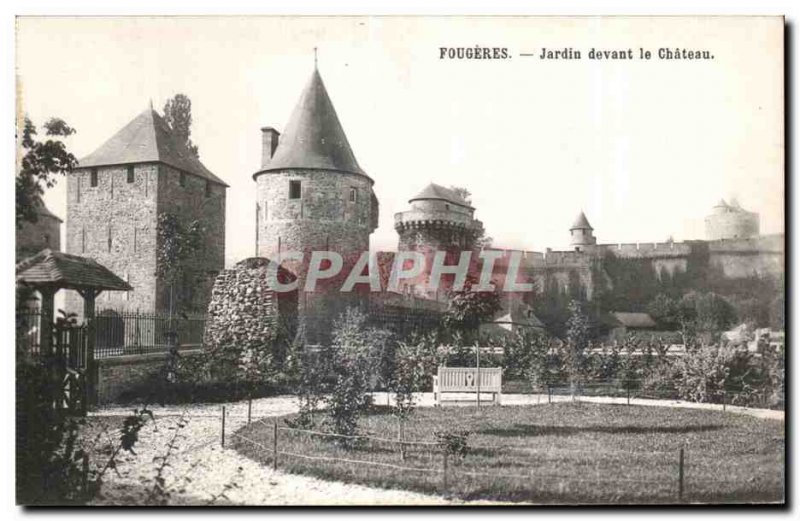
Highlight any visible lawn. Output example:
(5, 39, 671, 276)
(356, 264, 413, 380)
(232, 403, 784, 504)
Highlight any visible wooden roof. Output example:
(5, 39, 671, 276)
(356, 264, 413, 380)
(16, 249, 133, 292)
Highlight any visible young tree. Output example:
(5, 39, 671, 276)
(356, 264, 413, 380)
(17, 117, 77, 227)
(163, 94, 199, 158)
(155, 212, 205, 317)
(565, 300, 590, 398)
(443, 275, 502, 343)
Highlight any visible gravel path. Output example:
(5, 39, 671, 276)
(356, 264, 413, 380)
(88, 393, 783, 505)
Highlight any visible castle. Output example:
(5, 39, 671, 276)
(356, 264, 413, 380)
(64, 107, 228, 318)
(64, 63, 784, 336)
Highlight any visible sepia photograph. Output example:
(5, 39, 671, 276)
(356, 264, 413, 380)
(12, 13, 786, 507)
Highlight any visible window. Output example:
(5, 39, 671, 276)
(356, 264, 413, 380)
(205, 180, 212, 198)
(90, 168, 98, 187)
(289, 180, 301, 200)
(179, 172, 187, 187)
(349, 187, 357, 202)
(127, 165, 135, 183)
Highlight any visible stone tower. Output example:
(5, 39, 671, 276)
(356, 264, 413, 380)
(704, 198, 760, 240)
(394, 183, 483, 299)
(65, 106, 228, 317)
(16, 197, 63, 261)
(395, 183, 483, 252)
(254, 66, 378, 329)
(570, 211, 596, 249)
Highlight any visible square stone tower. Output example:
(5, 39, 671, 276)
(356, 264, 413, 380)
(65, 107, 228, 317)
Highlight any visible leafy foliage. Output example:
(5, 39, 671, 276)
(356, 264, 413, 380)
(155, 212, 205, 313)
(163, 94, 199, 157)
(444, 275, 502, 341)
(17, 116, 77, 228)
(434, 429, 471, 461)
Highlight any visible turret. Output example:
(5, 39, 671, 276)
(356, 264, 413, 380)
(570, 211, 596, 249)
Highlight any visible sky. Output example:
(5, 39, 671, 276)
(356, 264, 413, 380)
(16, 16, 784, 267)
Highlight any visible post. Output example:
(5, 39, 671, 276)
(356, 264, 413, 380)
(221, 406, 226, 447)
(476, 345, 481, 408)
(627, 384, 631, 406)
(273, 421, 279, 470)
(678, 447, 685, 502)
(547, 384, 552, 404)
(247, 397, 252, 424)
(398, 420, 406, 461)
(722, 390, 727, 412)
(442, 449, 448, 493)
(82, 453, 90, 496)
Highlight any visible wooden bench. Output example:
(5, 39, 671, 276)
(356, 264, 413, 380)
(432, 367, 502, 406)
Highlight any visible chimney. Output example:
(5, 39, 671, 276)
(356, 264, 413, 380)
(261, 127, 280, 167)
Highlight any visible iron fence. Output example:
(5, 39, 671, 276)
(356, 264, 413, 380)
(16, 310, 207, 359)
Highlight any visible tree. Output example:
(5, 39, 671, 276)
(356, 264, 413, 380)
(155, 212, 204, 316)
(17, 117, 77, 228)
(448, 185, 493, 248)
(163, 94, 199, 158)
(565, 300, 590, 397)
(443, 275, 502, 343)
(325, 308, 392, 439)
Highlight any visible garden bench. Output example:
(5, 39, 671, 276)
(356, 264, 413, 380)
(432, 366, 502, 406)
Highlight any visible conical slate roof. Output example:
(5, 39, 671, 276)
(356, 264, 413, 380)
(409, 183, 473, 208)
(570, 211, 593, 230)
(78, 108, 228, 187)
(258, 69, 368, 178)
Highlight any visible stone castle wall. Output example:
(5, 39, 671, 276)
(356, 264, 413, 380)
(255, 169, 374, 263)
(156, 164, 226, 313)
(65, 162, 226, 318)
(65, 164, 160, 318)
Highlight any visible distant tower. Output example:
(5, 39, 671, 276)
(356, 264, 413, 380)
(395, 183, 483, 252)
(254, 65, 379, 328)
(704, 198, 760, 240)
(65, 106, 228, 317)
(16, 198, 63, 261)
(394, 183, 483, 299)
(570, 211, 596, 249)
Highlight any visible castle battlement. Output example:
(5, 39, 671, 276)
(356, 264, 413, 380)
(596, 241, 692, 259)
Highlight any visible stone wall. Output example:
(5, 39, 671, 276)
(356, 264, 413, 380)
(16, 213, 61, 261)
(157, 164, 227, 313)
(65, 164, 160, 318)
(203, 257, 298, 348)
(94, 349, 203, 404)
(705, 210, 759, 240)
(64, 162, 226, 318)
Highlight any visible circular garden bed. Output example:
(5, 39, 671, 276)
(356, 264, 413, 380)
(231, 403, 784, 504)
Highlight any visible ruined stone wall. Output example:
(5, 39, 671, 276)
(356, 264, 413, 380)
(65, 164, 160, 318)
(203, 257, 297, 348)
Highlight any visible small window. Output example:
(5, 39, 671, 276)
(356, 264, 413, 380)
(90, 168, 98, 187)
(205, 180, 211, 198)
(179, 172, 187, 187)
(127, 165, 135, 183)
(289, 180, 302, 200)
(349, 187, 357, 202)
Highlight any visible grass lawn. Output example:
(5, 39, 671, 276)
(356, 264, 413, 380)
(232, 403, 784, 504)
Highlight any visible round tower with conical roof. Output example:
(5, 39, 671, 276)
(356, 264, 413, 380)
(569, 211, 596, 249)
(394, 183, 483, 253)
(253, 66, 378, 327)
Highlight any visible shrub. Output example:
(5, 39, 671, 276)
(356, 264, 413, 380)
(434, 429, 471, 462)
(324, 308, 392, 439)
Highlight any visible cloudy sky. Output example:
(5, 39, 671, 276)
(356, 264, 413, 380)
(16, 16, 783, 266)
